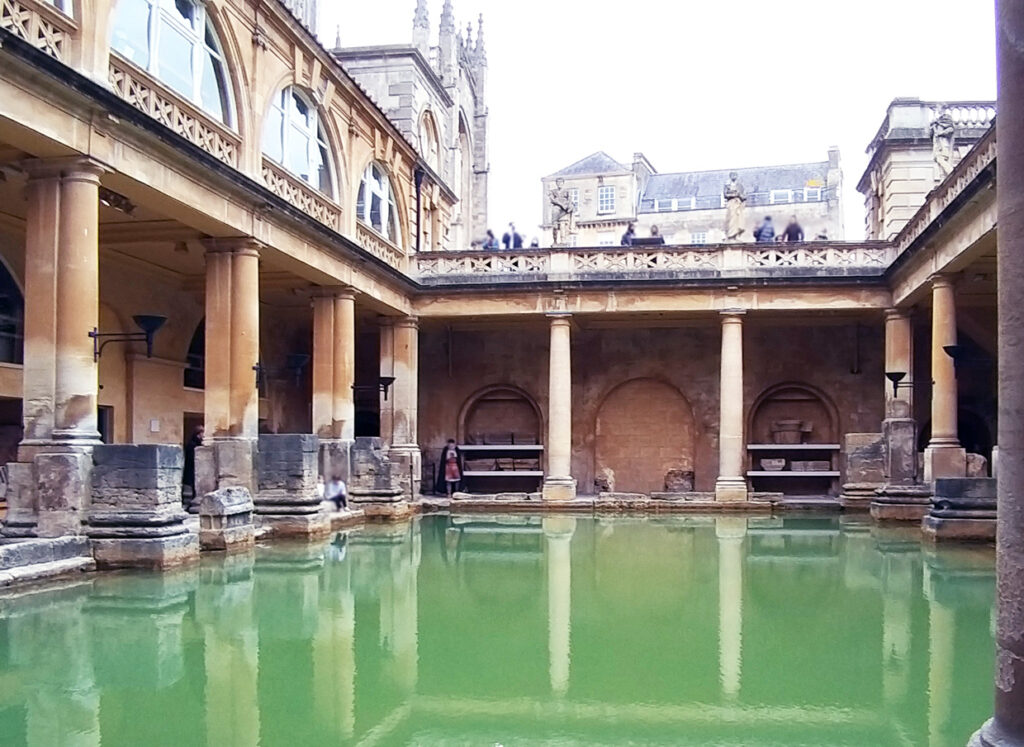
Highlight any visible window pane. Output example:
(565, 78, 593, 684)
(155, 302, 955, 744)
(285, 125, 311, 179)
(199, 51, 227, 122)
(111, 0, 152, 69)
(370, 195, 383, 232)
(263, 104, 283, 162)
(356, 181, 366, 218)
(157, 20, 195, 100)
(316, 140, 331, 195)
(171, 0, 196, 27)
(290, 94, 309, 128)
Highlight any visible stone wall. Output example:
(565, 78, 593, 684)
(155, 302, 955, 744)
(418, 319, 885, 494)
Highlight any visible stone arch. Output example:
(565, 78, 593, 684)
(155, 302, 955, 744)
(202, 0, 249, 137)
(748, 382, 840, 445)
(455, 112, 473, 246)
(594, 378, 696, 494)
(354, 159, 409, 249)
(458, 384, 543, 445)
(418, 108, 441, 173)
(183, 318, 204, 389)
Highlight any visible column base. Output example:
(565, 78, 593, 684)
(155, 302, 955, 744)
(969, 719, 1024, 747)
(191, 439, 256, 513)
(387, 444, 422, 498)
(924, 444, 967, 482)
(840, 482, 884, 511)
(870, 484, 933, 522)
(91, 532, 199, 570)
(922, 477, 997, 543)
(714, 478, 749, 503)
(542, 477, 577, 502)
(256, 513, 331, 539)
(362, 501, 415, 522)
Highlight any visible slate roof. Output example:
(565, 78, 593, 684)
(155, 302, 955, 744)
(548, 152, 630, 178)
(643, 161, 829, 202)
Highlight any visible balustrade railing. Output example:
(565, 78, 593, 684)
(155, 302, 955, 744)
(355, 222, 406, 271)
(1, 0, 75, 62)
(414, 242, 894, 282)
(109, 55, 241, 168)
(262, 159, 342, 232)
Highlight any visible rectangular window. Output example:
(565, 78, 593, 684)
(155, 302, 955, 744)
(804, 187, 823, 201)
(597, 185, 615, 214)
(569, 188, 580, 213)
(690, 231, 707, 245)
(770, 189, 793, 205)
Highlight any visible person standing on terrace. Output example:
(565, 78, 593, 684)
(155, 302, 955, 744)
(781, 215, 804, 242)
(621, 223, 636, 246)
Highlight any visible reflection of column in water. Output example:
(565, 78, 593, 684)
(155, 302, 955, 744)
(198, 553, 259, 747)
(314, 557, 356, 738)
(10, 597, 101, 747)
(544, 517, 576, 697)
(376, 523, 420, 693)
(881, 554, 913, 705)
(716, 517, 747, 700)
(928, 599, 955, 747)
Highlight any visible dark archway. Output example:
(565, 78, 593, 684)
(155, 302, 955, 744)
(184, 320, 204, 389)
(0, 259, 24, 365)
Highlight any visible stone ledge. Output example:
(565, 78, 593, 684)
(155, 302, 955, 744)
(0, 556, 96, 588)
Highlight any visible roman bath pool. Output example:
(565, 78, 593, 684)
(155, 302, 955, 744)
(0, 514, 995, 745)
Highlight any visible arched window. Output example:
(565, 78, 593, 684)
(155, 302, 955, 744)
(110, 0, 232, 124)
(263, 87, 334, 196)
(43, 0, 71, 13)
(357, 163, 401, 246)
(0, 262, 23, 365)
(419, 111, 440, 173)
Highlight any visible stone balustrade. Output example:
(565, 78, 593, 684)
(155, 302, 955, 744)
(0, 0, 75, 62)
(262, 158, 343, 231)
(414, 241, 897, 284)
(109, 54, 241, 168)
(355, 222, 406, 271)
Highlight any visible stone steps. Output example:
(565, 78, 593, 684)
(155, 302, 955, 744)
(0, 536, 96, 587)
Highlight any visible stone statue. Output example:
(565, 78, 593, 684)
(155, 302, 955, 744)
(549, 177, 575, 247)
(931, 110, 956, 180)
(723, 172, 746, 241)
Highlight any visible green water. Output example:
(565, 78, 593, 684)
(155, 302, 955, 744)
(0, 515, 996, 746)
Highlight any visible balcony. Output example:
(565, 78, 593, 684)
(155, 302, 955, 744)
(0, 0, 76, 62)
(413, 241, 897, 286)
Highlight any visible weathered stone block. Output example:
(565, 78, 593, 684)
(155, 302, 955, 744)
(844, 433, 885, 483)
(35, 452, 90, 537)
(348, 437, 402, 502)
(199, 486, 255, 552)
(664, 470, 695, 492)
(966, 453, 989, 478)
(191, 439, 256, 513)
(1, 462, 38, 537)
(91, 533, 199, 570)
(882, 417, 918, 485)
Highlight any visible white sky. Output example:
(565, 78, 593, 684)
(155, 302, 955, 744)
(320, 0, 996, 241)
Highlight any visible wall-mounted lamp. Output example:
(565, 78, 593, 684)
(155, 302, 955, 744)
(943, 344, 992, 372)
(352, 376, 396, 400)
(90, 315, 167, 361)
(884, 371, 933, 398)
(252, 353, 311, 389)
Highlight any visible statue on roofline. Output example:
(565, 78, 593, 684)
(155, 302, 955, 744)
(931, 109, 957, 181)
(723, 172, 746, 242)
(549, 178, 576, 248)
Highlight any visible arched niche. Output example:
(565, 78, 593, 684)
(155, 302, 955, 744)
(594, 378, 696, 494)
(748, 383, 839, 445)
(458, 385, 542, 445)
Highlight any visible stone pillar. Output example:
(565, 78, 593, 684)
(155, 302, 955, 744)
(388, 316, 421, 498)
(544, 517, 574, 696)
(924, 275, 966, 482)
(884, 308, 914, 412)
(255, 434, 328, 538)
(971, 6, 1024, 742)
(717, 517, 745, 700)
(543, 313, 576, 502)
(379, 317, 395, 446)
(716, 310, 748, 503)
(195, 241, 261, 504)
(313, 289, 355, 481)
(4, 159, 106, 538)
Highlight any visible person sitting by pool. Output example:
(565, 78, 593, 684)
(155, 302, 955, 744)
(324, 474, 347, 510)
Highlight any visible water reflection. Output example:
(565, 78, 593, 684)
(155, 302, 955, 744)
(0, 515, 996, 746)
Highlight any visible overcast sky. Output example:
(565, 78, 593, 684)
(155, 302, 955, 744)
(321, 0, 996, 241)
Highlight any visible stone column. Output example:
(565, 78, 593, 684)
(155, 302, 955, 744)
(924, 275, 966, 481)
(543, 313, 576, 502)
(333, 291, 356, 441)
(544, 517, 575, 696)
(971, 3, 1024, 743)
(388, 317, 421, 497)
(195, 241, 261, 501)
(379, 317, 395, 446)
(716, 310, 748, 502)
(884, 308, 914, 412)
(311, 293, 336, 439)
(717, 517, 745, 700)
(53, 161, 104, 442)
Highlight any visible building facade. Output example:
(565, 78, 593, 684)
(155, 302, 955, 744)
(0, 0, 1002, 566)
(334, 0, 489, 251)
(542, 149, 843, 247)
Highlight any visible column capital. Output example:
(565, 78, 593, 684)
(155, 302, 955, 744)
(21, 156, 109, 181)
(928, 273, 956, 289)
(312, 285, 357, 301)
(393, 315, 419, 330)
(546, 312, 572, 324)
(885, 307, 912, 321)
(202, 237, 263, 257)
(720, 308, 746, 322)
